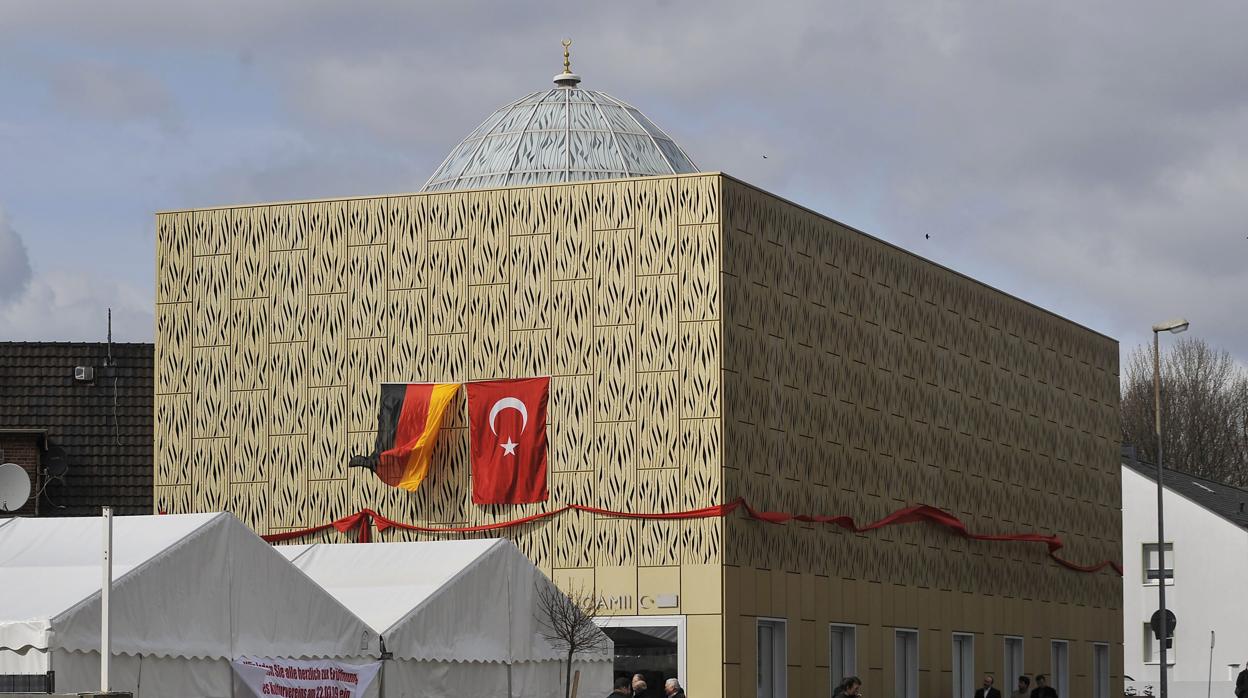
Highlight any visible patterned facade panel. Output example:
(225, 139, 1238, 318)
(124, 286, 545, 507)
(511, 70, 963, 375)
(154, 393, 192, 487)
(347, 338, 386, 433)
(227, 482, 270, 535)
(510, 329, 550, 379)
(156, 212, 192, 304)
(552, 184, 592, 281)
(550, 375, 595, 472)
(193, 208, 230, 256)
(308, 293, 348, 388)
(680, 418, 722, 509)
(269, 248, 307, 344)
(231, 298, 268, 391)
(308, 201, 347, 294)
(595, 325, 636, 422)
(636, 274, 679, 373)
(155, 302, 192, 394)
(426, 334, 469, 383)
(348, 197, 386, 247)
(680, 224, 721, 321)
(679, 176, 719, 226)
(426, 427, 470, 523)
(154, 485, 192, 515)
(348, 244, 388, 339)
(269, 434, 307, 528)
(268, 205, 301, 252)
(551, 279, 594, 375)
(192, 346, 231, 438)
(230, 389, 268, 483)
(635, 177, 680, 275)
(637, 371, 680, 470)
(468, 284, 511, 380)
(309, 386, 348, 480)
(307, 478, 352, 523)
(594, 422, 637, 510)
(510, 234, 550, 330)
(680, 321, 721, 419)
(268, 342, 307, 436)
(595, 518, 637, 567)
(467, 190, 510, 285)
(387, 288, 428, 382)
(192, 254, 232, 348)
(231, 207, 268, 299)
(387, 196, 426, 291)
(593, 227, 635, 325)
(429, 239, 469, 334)
(592, 181, 634, 231)
(192, 437, 229, 512)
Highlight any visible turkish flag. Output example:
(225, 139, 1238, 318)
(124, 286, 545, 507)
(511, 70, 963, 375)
(466, 377, 550, 504)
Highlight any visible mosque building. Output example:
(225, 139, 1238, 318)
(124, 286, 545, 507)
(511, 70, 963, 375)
(153, 43, 1123, 698)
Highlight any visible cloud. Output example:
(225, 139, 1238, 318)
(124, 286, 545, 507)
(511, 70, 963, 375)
(43, 59, 182, 133)
(0, 268, 152, 342)
(0, 207, 33, 302)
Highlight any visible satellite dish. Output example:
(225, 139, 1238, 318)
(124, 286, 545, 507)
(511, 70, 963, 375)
(0, 462, 32, 512)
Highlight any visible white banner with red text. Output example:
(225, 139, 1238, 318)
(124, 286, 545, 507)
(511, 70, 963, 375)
(231, 656, 381, 698)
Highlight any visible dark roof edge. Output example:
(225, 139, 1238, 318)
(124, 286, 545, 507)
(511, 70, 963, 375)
(1121, 447, 1248, 531)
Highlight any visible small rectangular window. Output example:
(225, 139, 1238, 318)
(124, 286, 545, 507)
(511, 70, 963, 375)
(1143, 543, 1174, 584)
(895, 629, 919, 698)
(1004, 636, 1025, 690)
(1144, 624, 1176, 664)
(1093, 643, 1110, 698)
(953, 633, 975, 698)
(758, 618, 788, 698)
(1051, 640, 1070, 698)
(830, 624, 857, 696)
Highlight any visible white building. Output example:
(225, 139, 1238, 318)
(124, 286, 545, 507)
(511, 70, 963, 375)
(1121, 448, 1248, 698)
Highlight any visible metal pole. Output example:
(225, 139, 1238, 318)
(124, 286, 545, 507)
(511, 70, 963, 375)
(101, 506, 113, 692)
(1153, 331, 1169, 698)
(1206, 631, 1214, 698)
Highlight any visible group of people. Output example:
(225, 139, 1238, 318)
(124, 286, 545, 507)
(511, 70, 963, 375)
(830, 673, 1059, 698)
(608, 672, 685, 698)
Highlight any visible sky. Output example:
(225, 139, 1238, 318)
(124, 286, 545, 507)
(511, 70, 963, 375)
(0, 1, 1245, 368)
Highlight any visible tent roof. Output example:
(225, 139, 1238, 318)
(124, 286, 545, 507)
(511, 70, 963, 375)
(0, 513, 217, 626)
(279, 538, 611, 664)
(278, 538, 498, 635)
(0, 513, 378, 660)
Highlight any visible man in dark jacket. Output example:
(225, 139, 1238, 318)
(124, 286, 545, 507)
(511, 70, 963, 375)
(1234, 662, 1247, 698)
(664, 678, 686, 698)
(975, 674, 1002, 698)
(609, 676, 632, 697)
(1030, 674, 1058, 698)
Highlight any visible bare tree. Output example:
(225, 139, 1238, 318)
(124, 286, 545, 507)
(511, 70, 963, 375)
(537, 582, 609, 698)
(1121, 337, 1248, 486)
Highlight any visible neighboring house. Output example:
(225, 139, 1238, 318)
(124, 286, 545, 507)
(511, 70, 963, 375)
(0, 342, 153, 516)
(1122, 447, 1248, 698)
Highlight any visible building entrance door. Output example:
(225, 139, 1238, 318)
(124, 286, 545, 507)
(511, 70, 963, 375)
(597, 615, 686, 697)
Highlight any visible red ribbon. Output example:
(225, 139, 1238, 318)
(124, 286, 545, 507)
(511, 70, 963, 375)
(262, 499, 1122, 576)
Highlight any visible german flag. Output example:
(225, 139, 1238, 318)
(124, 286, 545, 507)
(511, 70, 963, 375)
(349, 383, 460, 491)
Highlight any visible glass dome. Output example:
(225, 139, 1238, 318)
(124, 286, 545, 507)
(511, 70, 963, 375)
(421, 68, 697, 192)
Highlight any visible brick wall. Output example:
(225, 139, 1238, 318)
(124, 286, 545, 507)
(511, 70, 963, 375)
(0, 435, 40, 516)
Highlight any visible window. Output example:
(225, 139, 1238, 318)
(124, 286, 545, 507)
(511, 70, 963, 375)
(1230, 665, 1243, 682)
(1051, 640, 1069, 698)
(758, 618, 788, 698)
(895, 629, 919, 698)
(953, 634, 975, 698)
(1143, 543, 1174, 584)
(1092, 643, 1110, 698)
(1143, 624, 1176, 664)
(830, 624, 857, 695)
(1004, 637, 1024, 690)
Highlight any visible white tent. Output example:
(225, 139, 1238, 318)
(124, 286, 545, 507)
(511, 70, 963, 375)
(279, 538, 613, 698)
(0, 513, 379, 697)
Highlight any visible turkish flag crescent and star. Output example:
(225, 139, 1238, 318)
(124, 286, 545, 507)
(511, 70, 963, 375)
(466, 377, 550, 504)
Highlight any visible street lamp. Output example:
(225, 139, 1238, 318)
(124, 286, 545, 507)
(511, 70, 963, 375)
(1151, 317, 1188, 698)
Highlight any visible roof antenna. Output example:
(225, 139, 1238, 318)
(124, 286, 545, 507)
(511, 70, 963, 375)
(553, 38, 582, 88)
(105, 308, 115, 367)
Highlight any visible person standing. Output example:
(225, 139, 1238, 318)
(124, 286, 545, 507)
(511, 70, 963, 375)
(664, 678, 686, 698)
(975, 674, 1002, 698)
(1235, 662, 1247, 698)
(833, 676, 863, 697)
(1011, 675, 1032, 698)
(632, 673, 648, 698)
(609, 676, 632, 697)
(1030, 674, 1057, 698)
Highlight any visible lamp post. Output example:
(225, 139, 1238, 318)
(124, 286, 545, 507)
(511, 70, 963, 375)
(1151, 317, 1188, 698)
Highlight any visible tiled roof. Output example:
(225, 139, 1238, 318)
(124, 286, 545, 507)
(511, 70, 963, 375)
(0, 342, 153, 516)
(1122, 446, 1248, 531)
